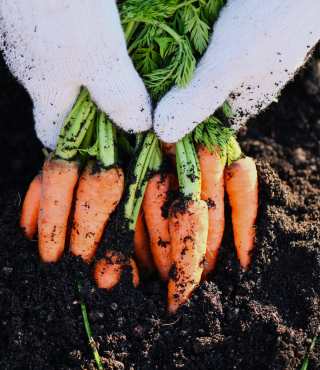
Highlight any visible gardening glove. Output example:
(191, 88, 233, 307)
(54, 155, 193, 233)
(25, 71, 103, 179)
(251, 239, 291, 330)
(154, 0, 320, 143)
(0, 0, 152, 149)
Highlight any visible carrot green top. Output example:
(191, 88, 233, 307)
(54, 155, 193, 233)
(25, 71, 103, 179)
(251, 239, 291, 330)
(176, 135, 201, 200)
(120, 0, 226, 101)
(124, 132, 162, 231)
(55, 87, 97, 161)
(194, 115, 242, 165)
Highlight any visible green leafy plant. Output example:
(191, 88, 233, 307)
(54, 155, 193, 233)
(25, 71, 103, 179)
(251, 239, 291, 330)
(120, 0, 226, 101)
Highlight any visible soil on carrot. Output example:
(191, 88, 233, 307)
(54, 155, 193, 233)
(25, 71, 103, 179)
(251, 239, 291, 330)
(1, 47, 320, 370)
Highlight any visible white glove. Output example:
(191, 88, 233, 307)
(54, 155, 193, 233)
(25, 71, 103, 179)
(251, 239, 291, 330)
(154, 0, 320, 143)
(0, 0, 152, 149)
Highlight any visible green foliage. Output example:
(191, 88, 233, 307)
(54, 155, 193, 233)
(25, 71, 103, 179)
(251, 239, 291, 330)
(120, 0, 226, 101)
(121, 0, 179, 23)
(204, 0, 226, 23)
(120, 0, 241, 161)
(145, 36, 196, 98)
(194, 115, 242, 164)
(194, 116, 234, 154)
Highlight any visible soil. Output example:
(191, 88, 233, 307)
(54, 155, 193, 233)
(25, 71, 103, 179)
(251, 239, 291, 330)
(0, 45, 320, 370)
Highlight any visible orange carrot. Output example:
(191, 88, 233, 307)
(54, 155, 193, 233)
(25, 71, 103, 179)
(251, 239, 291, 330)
(225, 156, 258, 269)
(167, 136, 208, 314)
(70, 161, 124, 263)
(38, 158, 79, 262)
(20, 174, 42, 240)
(94, 250, 139, 290)
(198, 145, 226, 278)
(22, 88, 97, 262)
(143, 173, 172, 281)
(168, 199, 208, 314)
(134, 211, 155, 271)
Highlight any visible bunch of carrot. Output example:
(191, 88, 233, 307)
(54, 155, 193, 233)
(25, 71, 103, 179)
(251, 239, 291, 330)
(128, 118, 259, 314)
(20, 88, 135, 280)
(21, 87, 97, 262)
(20, 89, 258, 314)
(20, 0, 259, 313)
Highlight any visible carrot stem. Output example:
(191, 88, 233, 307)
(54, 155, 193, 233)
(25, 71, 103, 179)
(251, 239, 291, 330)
(226, 136, 242, 165)
(55, 87, 97, 160)
(79, 115, 95, 162)
(77, 283, 104, 370)
(135, 133, 145, 152)
(149, 140, 163, 171)
(124, 132, 159, 230)
(176, 135, 201, 200)
(130, 139, 162, 230)
(124, 21, 139, 44)
(98, 112, 117, 168)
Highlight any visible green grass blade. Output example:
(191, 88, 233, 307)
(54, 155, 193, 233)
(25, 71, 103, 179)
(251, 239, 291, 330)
(77, 283, 104, 370)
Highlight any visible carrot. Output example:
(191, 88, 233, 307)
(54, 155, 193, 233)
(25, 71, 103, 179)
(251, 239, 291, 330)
(225, 155, 258, 269)
(37, 88, 97, 263)
(168, 136, 208, 314)
(38, 158, 80, 262)
(70, 161, 124, 263)
(168, 199, 208, 314)
(71, 112, 128, 265)
(94, 250, 139, 290)
(134, 211, 155, 271)
(197, 145, 226, 278)
(20, 174, 42, 240)
(143, 173, 172, 281)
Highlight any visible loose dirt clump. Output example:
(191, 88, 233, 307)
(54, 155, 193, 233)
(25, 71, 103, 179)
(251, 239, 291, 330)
(0, 48, 320, 369)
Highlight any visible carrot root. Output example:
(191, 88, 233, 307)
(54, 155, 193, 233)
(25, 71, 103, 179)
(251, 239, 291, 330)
(197, 145, 226, 278)
(134, 211, 155, 272)
(70, 162, 124, 263)
(168, 199, 208, 314)
(94, 250, 139, 290)
(38, 158, 79, 263)
(225, 156, 258, 269)
(143, 173, 172, 281)
(20, 174, 42, 240)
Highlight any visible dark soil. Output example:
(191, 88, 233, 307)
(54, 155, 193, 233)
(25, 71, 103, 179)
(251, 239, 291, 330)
(1, 46, 320, 370)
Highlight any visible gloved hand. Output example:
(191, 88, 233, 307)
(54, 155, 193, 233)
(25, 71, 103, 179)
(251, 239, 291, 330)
(0, 0, 152, 149)
(154, 0, 320, 143)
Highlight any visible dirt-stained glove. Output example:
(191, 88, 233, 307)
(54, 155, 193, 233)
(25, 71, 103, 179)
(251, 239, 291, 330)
(0, 0, 152, 149)
(154, 0, 320, 143)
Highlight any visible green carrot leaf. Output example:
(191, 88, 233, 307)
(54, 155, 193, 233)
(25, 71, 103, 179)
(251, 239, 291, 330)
(155, 36, 174, 58)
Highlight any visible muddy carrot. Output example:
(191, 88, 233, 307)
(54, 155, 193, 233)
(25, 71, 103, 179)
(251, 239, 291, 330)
(194, 117, 240, 276)
(134, 211, 155, 271)
(143, 172, 172, 281)
(20, 174, 42, 240)
(225, 137, 258, 269)
(168, 135, 208, 314)
(197, 145, 226, 278)
(38, 87, 96, 262)
(94, 250, 139, 290)
(70, 112, 124, 263)
(70, 162, 124, 263)
(38, 158, 79, 262)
